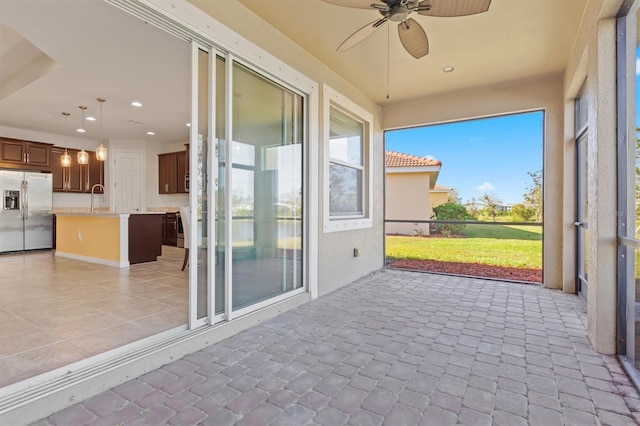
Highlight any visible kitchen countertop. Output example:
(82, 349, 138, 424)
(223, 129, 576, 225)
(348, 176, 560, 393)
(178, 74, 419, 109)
(52, 210, 165, 216)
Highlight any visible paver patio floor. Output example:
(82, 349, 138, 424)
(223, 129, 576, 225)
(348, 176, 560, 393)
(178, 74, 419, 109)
(34, 269, 640, 425)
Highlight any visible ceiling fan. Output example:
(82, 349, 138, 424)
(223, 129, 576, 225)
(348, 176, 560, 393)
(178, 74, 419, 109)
(321, 0, 491, 59)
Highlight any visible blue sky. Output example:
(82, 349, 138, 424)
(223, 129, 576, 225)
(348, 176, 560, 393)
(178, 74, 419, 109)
(385, 111, 544, 204)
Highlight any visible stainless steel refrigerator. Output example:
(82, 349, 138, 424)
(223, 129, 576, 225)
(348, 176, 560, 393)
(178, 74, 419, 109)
(0, 170, 53, 253)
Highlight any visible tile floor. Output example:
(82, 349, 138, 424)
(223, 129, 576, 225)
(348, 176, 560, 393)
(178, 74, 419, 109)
(0, 246, 188, 388)
(34, 269, 640, 425)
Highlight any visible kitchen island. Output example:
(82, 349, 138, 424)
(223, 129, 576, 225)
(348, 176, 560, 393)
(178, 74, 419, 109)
(55, 212, 163, 267)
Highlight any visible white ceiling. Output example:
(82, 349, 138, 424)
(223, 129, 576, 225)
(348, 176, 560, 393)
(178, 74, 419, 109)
(237, 0, 588, 105)
(0, 0, 191, 145)
(0, 0, 588, 146)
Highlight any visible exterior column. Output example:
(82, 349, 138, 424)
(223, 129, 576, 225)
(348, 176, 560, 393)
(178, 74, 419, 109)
(586, 18, 618, 354)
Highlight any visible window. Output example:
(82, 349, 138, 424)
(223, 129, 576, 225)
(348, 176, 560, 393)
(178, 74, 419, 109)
(323, 85, 373, 232)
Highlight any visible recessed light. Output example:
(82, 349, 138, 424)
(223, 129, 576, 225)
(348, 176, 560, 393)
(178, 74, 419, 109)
(146, 131, 155, 136)
(131, 101, 143, 107)
(86, 116, 96, 121)
(76, 128, 85, 133)
(442, 66, 455, 73)
(186, 123, 191, 127)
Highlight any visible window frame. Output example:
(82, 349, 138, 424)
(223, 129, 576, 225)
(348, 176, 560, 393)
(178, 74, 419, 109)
(323, 85, 373, 233)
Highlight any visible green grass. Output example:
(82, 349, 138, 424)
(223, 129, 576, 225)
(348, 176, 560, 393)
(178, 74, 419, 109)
(386, 224, 542, 269)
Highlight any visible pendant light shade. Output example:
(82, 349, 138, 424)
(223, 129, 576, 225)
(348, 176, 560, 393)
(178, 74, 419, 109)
(61, 112, 71, 168)
(96, 98, 107, 161)
(96, 144, 107, 161)
(77, 149, 89, 165)
(77, 105, 89, 165)
(61, 152, 72, 167)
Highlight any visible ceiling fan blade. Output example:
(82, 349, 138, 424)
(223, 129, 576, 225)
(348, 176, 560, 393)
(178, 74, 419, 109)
(417, 0, 491, 17)
(397, 18, 429, 58)
(337, 18, 387, 52)
(321, 0, 388, 9)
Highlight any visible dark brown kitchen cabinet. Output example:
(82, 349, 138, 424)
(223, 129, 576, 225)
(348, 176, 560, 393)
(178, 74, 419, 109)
(158, 150, 188, 194)
(158, 152, 178, 194)
(129, 214, 163, 264)
(177, 151, 187, 193)
(0, 137, 52, 172)
(161, 213, 167, 244)
(51, 147, 104, 193)
(162, 212, 178, 246)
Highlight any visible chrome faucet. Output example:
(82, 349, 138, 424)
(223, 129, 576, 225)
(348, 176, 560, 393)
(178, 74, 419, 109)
(90, 183, 105, 213)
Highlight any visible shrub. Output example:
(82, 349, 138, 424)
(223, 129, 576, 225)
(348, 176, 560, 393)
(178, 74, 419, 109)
(432, 202, 473, 237)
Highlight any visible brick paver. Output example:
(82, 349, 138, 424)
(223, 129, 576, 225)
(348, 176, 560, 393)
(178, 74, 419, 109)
(35, 269, 640, 424)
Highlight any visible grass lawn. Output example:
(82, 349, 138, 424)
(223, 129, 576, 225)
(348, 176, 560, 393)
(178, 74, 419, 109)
(386, 224, 542, 269)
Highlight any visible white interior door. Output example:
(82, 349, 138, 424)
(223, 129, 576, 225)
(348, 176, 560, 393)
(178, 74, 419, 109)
(114, 151, 142, 213)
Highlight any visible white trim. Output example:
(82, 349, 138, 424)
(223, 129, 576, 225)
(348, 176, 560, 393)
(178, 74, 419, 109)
(207, 47, 216, 323)
(308, 84, 319, 299)
(54, 251, 129, 268)
(323, 85, 374, 233)
(188, 42, 199, 329)
(224, 53, 234, 321)
(387, 166, 441, 173)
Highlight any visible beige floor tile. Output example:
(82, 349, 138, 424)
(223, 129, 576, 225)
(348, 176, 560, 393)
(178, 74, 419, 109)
(0, 316, 42, 340)
(0, 329, 62, 358)
(67, 323, 152, 356)
(0, 342, 89, 388)
(0, 245, 190, 387)
(109, 300, 176, 321)
(20, 305, 104, 328)
(134, 307, 188, 334)
(42, 312, 129, 340)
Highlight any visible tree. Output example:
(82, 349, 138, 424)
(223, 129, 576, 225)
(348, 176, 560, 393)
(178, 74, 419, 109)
(511, 203, 535, 222)
(447, 188, 462, 205)
(432, 202, 473, 237)
(481, 193, 501, 222)
(465, 197, 480, 219)
(523, 170, 543, 222)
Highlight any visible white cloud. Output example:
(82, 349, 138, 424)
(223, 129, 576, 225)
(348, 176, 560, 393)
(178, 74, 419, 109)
(424, 155, 438, 161)
(476, 182, 496, 192)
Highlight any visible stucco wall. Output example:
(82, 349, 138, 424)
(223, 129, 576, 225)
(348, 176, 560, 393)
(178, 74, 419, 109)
(386, 172, 431, 236)
(430, 191, 450, 214)
(383, 77, 564, 290)
(184, 0, 385, 296)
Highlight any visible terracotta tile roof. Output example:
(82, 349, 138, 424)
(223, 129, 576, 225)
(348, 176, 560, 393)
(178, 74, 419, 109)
(386, 151, 441, 168)
(434, 185, 453, 191)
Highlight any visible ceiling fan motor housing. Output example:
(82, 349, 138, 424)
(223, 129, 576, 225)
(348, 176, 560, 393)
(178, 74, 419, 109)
(388, 4, 409, 21)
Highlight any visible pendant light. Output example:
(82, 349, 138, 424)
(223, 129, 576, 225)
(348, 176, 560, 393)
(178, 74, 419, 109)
(61, 112, 71, 168)
(61, 112, 72, 191)
(96, 98, 107, 161)
(77, 105, 89, 165)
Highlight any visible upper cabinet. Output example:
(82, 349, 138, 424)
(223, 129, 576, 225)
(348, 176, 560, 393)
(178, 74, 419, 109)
(52, 147, 104, 193)
(158, 147, 188, 194)
(0, 138, 52, 172)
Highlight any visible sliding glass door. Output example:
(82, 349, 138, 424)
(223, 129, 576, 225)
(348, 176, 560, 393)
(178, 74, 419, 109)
(229, 62, 304, 314)
(190, 44, 306, 325)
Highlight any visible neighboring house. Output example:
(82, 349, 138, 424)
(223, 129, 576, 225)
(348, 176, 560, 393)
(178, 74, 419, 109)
(496, 203, 514, 213)
(0, 0, 638, 423)
(430, 184, 453, 212)
(385, 151, 442, 236)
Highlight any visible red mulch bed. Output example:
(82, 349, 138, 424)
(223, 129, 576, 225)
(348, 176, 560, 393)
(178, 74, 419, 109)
(388, 259, 542, 283)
